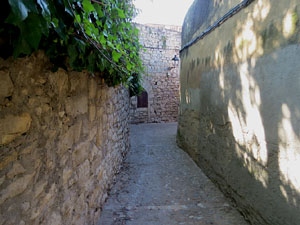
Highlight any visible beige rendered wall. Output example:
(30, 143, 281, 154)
(0, 52, 130, 225)
(178, 0, 300, 224)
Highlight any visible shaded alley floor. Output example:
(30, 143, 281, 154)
(97, 123, 248, 225)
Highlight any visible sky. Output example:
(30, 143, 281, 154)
(133, 0, 194, 26)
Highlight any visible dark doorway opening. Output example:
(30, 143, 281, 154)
(137, 91, 148, 108)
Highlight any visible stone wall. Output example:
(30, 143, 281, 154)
(178, 0, 300, 225)
(130, 24, 181, 123)
(0, 52, 130, 225)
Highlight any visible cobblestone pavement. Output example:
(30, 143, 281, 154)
(97, 123, 248, 225)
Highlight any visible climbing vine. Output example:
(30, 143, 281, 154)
(0, 0, 143, 95)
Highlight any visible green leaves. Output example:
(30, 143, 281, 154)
(118, 10, 125, 19)
(94, 4, 104, 17)
(113, 8, 125, 19)
(67, 44, 78, 68)
(13, 37, 32, 57)
(99, 34, 106, 45)
(4, 0, 144, 95)
(37, 0, 51, 22)
(126, 63, 133, 71)
(8, 0, 28, 21)
(82, 0, 94, 13)
(22, 14, 47, 49)
(8, 0, 37, 21)
(112, 50, 122, 62)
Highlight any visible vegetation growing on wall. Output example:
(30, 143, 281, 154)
(0, 0, 143, 94)
(161, 36, 167, 49)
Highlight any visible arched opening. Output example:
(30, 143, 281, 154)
(137, 91, 148, 108)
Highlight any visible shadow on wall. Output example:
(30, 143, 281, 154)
(178, 1, 300, 224)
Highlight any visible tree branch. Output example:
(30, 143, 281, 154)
(91, 0, 105, 6)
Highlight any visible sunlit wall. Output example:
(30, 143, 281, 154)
(177, 0, 300, 224)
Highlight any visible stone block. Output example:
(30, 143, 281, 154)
(90, 142, 101, 161)
(96, 126, 103, 147)
(59, 153, 69, 168)
(62, 192, 75, 220)
(48, 68, 69, 96)
(89, 187, 101, 208)
(88, 78, 97, 99)
(0, 70, 14, 104)
(100, 87, 107, 102)
(35, 107, 42, 116)
(58, 128, 74, 155)
(89, 104, 96, 122)
(0, 113, 32, 145)
(0, 173, 34, 205)
(58, 111, 65, 118)
(38, 183, 57, 209)
(58, 120, 82, 154)
(30, 207, 41, 220)
(21, 202, 30, 212)
(62, 168, 73, 188)
(77, 159, 90, 186)
(72, 142, 90, 167)
(7, 162, 26, 179)
(0, 152, 18, 171)
(34, 87, 44, 96)
(0, 177, 4, 186)
(73, 120, 82, 144)
(47, 212, 62, 225)
(34, 180, 48, 198)
(96, 107, 104, 120)
(65, 95, 88, 117)
(87, 125, 97, 141)
(102, 114, 107, 125)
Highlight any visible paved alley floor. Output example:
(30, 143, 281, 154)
(97, 123, 248, 225)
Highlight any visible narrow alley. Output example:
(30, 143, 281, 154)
(97, 123, 248, 225)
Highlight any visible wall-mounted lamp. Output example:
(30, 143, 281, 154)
(171, 55, 180, 67)
(167, 55, 180, 77)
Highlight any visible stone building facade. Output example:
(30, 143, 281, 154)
(0, 52, 130, 225)
(130, 24, 181, 123)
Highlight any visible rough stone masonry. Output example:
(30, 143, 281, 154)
(130, 24, 181, 123)
(0, 51, 130, 225)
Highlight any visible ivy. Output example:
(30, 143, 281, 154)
(0, 0, 143, 95)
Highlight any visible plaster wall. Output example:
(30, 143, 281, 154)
(130, 24, 181, 123)
(0, 52, 130, 225)
(178, 0, 300, 224)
